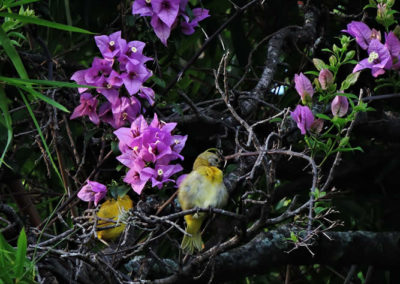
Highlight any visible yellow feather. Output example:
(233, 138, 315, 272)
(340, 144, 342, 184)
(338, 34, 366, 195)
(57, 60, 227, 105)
(178, 150, 228, 254)
(96, 195, 133, 241)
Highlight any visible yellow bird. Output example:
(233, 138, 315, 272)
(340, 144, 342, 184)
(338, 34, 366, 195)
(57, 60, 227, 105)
(96, 194, 133, 241)
(178, 149, 229, 254)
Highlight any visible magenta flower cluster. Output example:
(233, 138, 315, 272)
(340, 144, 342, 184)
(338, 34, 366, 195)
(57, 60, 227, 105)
(343, 21, 400, 77)
(132, 0, 209, 46)
(70, 31, 155, 129)
(77, 180, 107, 206)
(114, 114, 187, 195)
(291, 72, 349, 135)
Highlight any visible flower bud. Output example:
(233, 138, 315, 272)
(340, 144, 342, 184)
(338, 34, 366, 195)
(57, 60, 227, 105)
(377, 4, 394, 25)
(310, 119, 324, 134)
(294, 73, 314, 105)
(331, 95, 349, 117)
(318, 69, 334, 90)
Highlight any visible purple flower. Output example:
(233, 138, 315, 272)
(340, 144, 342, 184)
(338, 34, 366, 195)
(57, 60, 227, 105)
(118, 39, 153, 68)
(353, 39, 391, 77)
(84, 58, 113, 87)
(98, 70, 123, 105)
(318, 69, 334, 90)
(294, 73, 314, 105)
(290, 105, 314, 135)
(138, 86, 155, 105)
(132, 0, 154, 17)
(141, 163, 183, 189)
(181, 8, 210, 35)
(152, 0, 180, 28)
(123, 159, 149, 195)
(343, 21, 373, 50)
(331, 95, 349, 117)
(70, 93, 99, 125)
(95, 31, 122, 59)
(121, 62, 152, 95)
(71, 70, 89, 93)
(114, 114, 187, 194)
(99, 97, 141, 129)
(150, 14, 172, 46)
(150, 113, 177, 132)
(385, 32, 400, 69)
(77, 180, 107, 206)
(114, 115, 149, 153)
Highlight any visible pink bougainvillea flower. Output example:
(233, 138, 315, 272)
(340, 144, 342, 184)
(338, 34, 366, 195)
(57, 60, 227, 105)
(123, 159, 149, 195)
(70, 93, 99, 125)
(138, 86, 155, 105)
(181, 8, 210, 35)
(150, 113, 177, 132)
(84, 57, 113, 87)
(385, 31, 400, 69)
(99, 97, 141, 129)
(132, 0, 154, 17)
(77, 180, 107, 206)
(70, 70, 89, 93)
(290, 105, 314, 135)
(114, 114, 187, 194)
(294, 73, 314, 105)
(331, 95, 349, 117)
(121, 62, 152, 95)
(353, 39, 391, 77)
(152, 0, 180, 28)
(95, 31, 122, 59)
(150, 14, 172, 46)
(342, 21, 373, 50)
(118, 39, 153, 68)
(141, 163, 183, 189)
(318, 69, 334, 90)
(114, 115, 149, 153)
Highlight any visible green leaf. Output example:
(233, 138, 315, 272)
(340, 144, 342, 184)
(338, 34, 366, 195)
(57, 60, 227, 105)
(15, 228, 27, 279)
(0, 26, 28, 79)
(3, 0, 40, 8)
(312, 58, 326, 71)
(345, 50, 355, 61)
(0, 12, 94, 34)
(329, 55, 337, 66)
(0, 76, 95, 89)
(151, 76, 166, 88)
(339, 136, 350, 147)
(19, 86, 69, 113)
(315, 113, 331, 121)
(340, 72, 360, 91)
(19, 91, 64, 186)
(0, 87, 13, 168)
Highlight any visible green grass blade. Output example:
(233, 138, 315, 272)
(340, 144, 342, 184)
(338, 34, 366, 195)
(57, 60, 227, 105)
(4, 0, 40, 8)
(0, 12, 94, 34)
(15, 228, 27, 279)
(0, 87, 13, 168)
(19, 91, 63, 184)
(0, 76, 95, 89)
(19, 85, 69, 113)
(0, 26, 28, 79)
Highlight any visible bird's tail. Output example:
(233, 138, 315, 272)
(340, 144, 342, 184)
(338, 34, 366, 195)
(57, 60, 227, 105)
(181, 214, 205, 254)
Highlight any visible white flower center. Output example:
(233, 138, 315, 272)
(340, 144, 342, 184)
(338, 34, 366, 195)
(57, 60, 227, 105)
(174, 139, 180, 145)
(106, 83, 112, 89)
(131, 46, 137, 53)
(157, 169, 163, 176)
(109, 40, 115, 46)
(133, 146, 138, 152)
(145, 0, 151, 3)
(368, 51, 379, 63)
